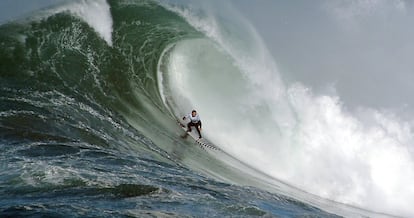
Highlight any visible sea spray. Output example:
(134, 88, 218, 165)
(162, 1, 414, 217)
(52, 0, 113, 46)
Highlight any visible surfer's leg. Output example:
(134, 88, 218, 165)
(186, 122, 192, 132)
(196, 122, 202, 138)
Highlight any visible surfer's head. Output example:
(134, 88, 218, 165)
(192, 110, 197, 116)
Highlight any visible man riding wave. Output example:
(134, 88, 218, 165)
(183, 110, 202, 139)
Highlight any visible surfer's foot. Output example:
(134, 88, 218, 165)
(198, 136, 202, 139)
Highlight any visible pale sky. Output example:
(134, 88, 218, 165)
(234, 0, 414, 113)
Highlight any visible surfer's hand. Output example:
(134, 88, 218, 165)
(182, 117, 185, 120)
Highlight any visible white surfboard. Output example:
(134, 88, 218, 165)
(178, 121, 220, 151)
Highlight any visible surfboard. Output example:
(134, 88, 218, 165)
(177, 120, 220, 151)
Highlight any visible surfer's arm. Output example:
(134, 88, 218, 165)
(182, 114, 189, 120)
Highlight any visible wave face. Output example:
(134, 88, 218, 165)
(0, 0, 413, 217)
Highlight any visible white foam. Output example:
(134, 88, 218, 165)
(163, 2, 414, 217)
(54, 0, 113, 46)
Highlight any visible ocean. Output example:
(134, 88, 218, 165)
(1, 0, 413, 217)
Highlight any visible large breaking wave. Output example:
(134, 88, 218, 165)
(1, 0, 413, 217)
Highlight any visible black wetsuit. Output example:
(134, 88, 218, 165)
(187, 120, 202, 138)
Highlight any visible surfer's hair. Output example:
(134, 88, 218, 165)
(192, 110, 197, 113)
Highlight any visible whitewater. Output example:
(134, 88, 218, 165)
(1, 0, 413, 217)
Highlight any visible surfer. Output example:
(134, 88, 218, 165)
(183, 110, 202, 139)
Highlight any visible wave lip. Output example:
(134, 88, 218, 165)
(53, 0, 113, 46)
